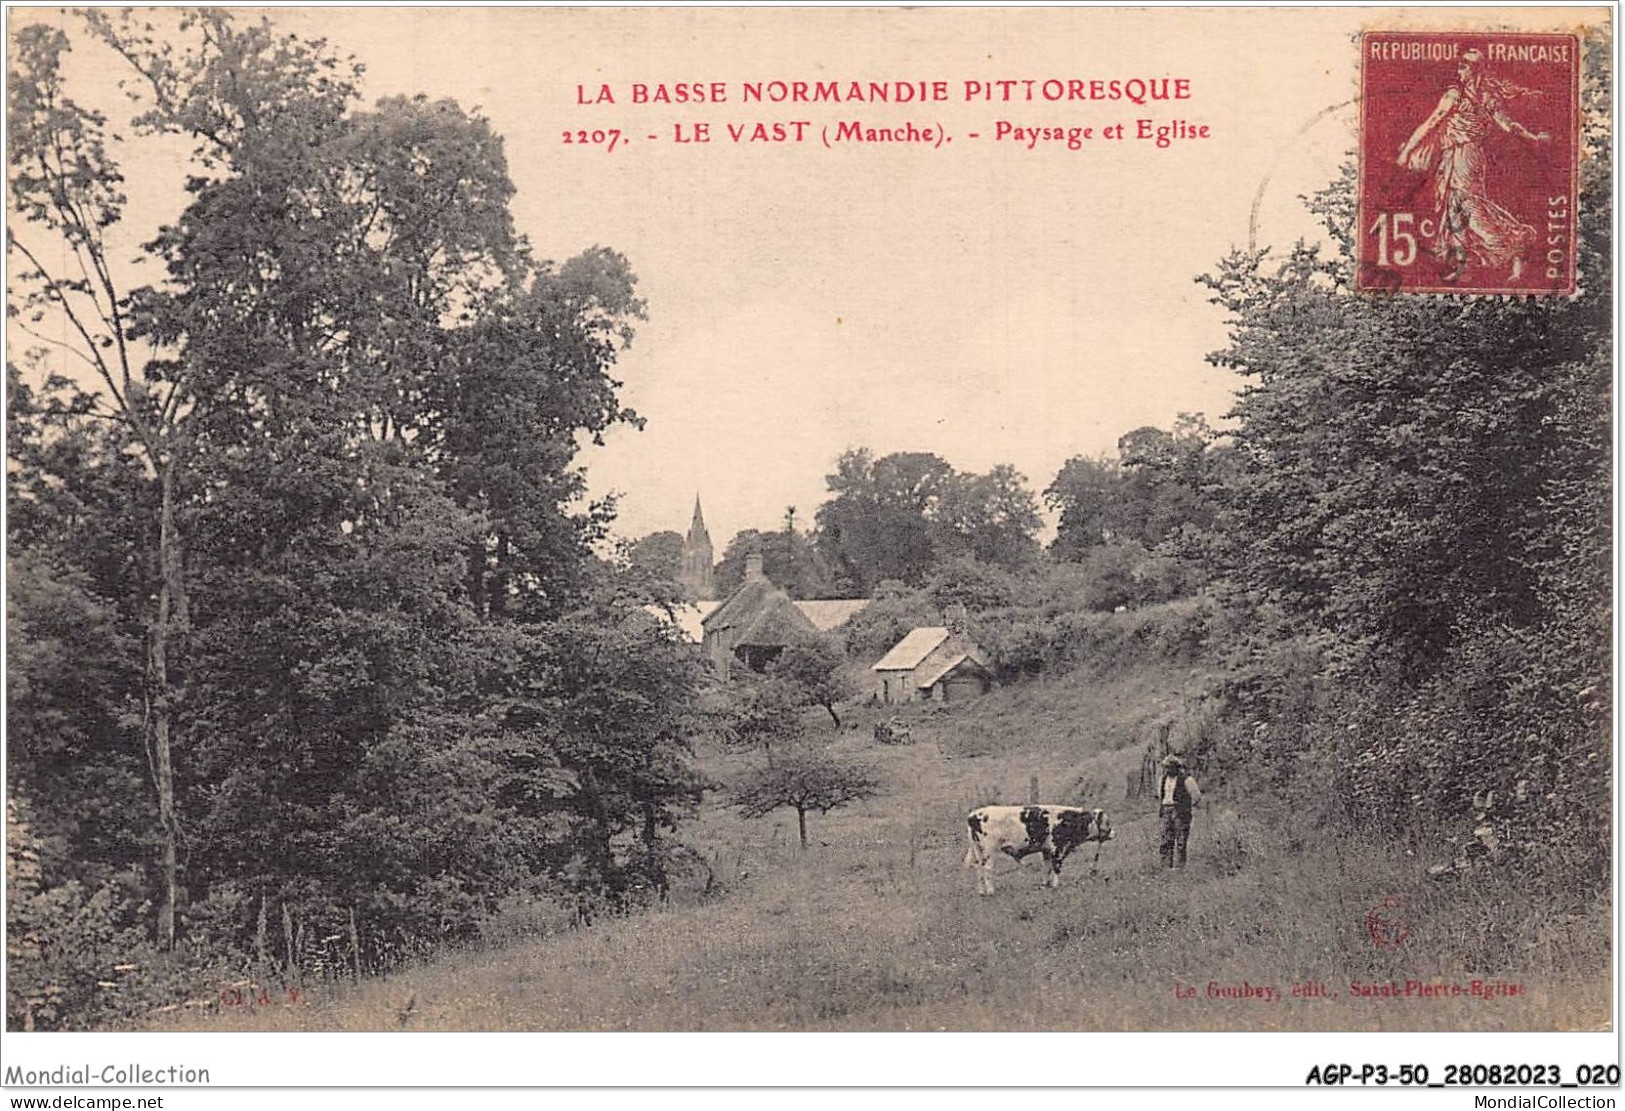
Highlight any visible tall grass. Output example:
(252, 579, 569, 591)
(149, 667, 1611, 1033)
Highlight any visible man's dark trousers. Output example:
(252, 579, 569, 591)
(1159, 805, 1192, 868)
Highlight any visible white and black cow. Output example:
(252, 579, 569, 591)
(964, 805, 1112, 895)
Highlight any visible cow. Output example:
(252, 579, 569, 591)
(964, 805, 1112, 895)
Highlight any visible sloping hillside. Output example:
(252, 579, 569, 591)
(155, 664, 1609, 1033)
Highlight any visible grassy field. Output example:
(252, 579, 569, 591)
(153, 664, 1611, 1033)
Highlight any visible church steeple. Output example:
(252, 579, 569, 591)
(680, 495, 715, 600)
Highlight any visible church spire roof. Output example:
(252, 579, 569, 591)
(688, 495, 709, 540)
(681, 494, 715, 601)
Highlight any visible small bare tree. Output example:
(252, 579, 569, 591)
(733, 749, 881, 849)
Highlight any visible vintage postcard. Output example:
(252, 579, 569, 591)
(3, 4, 1616, 1093)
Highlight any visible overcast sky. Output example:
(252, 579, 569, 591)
(16, 7, 1587, 545)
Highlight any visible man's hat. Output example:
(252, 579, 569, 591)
(1162, 754, 1186, 769)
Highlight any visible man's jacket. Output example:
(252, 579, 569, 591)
(1159, 773, 1200, 816)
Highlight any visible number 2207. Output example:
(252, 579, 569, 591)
(563, 128, 622, 153)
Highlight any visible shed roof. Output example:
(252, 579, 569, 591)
(871, 626, 950, 671)
(915, 652, 992, 690)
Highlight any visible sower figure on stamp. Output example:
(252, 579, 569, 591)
(1158, 754, 1200, 869)
(1396, 49, 1549, 283)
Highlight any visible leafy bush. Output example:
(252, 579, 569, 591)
(973, 615, 1051, 679)
(6, 797, 200, 1030)
(970, 598, 1215, 682)
(711, 675, 809, 752)
(768, 638, 854, 726)
(1073, 541, 1198, 611)
(924, 556, 1018, 612)
(842, 589, 938, 660)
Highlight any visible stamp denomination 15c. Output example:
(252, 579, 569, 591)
(1357, 31, 1580, 296)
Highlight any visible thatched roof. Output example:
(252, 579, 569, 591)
(703, 562, 822, 652)
(703, 577, 779, 633)
(734, 595, 821, 648)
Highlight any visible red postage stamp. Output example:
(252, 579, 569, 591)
(1357, 31, 1580, 295)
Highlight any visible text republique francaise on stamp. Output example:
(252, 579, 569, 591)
(1357, 31, 1580, 296)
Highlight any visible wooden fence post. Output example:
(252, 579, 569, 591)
(1029, 774, 1039, 804)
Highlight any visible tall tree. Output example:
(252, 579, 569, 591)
(430, 248, 644, 619)
(936, 463, 1042, 569)
(8, 11, 663, 968)
(1046, 414, 1228, 563)
(627, 530, 685, 581)
(815, 449, 954, 591)
(6, 17, 335, 946)
(1045, 454, 1125, 560)
(714, 525, 835, 598)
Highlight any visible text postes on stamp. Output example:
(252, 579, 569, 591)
(1357, 31, 1580, 296)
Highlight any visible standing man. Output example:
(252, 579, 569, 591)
(1159, 754, 1200, 869)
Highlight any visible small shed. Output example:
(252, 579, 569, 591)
(871, 613, 992, 704)
(914, 652, 994, 702)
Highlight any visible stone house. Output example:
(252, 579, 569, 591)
(870, 607, 993, 704)
(700, 554, 822, 678)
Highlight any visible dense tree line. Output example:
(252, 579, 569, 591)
(636, 453, 1048, 602)
(1046, 414, 1231, 563)
(713, 514, 837, 599)
(1192, 34, 1611, 892)
(815, 450, 1042, 593)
